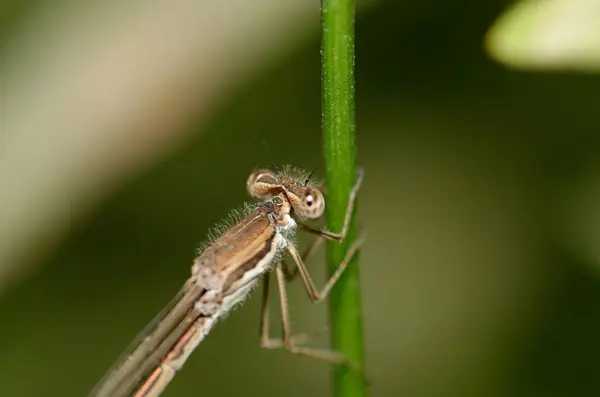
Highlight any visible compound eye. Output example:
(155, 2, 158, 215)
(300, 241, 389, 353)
(247, 169, 281, 199)
(289, 188, 324, 219)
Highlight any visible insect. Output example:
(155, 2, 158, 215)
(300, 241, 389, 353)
(89, 165, 365, 397)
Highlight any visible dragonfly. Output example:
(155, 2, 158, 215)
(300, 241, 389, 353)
(89, 165, 365, 397)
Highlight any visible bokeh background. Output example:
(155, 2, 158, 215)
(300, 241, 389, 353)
(1, 0, 600, 396)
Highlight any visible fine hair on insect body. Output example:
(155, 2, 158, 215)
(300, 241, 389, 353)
(89, 165, 364, 397)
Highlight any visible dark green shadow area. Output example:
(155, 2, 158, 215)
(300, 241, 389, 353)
(2, 1, 600, 396)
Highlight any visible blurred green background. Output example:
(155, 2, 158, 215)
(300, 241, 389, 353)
(2, 0, 600, 396)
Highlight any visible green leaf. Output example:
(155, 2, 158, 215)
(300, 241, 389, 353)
(486, 0, 600, 71)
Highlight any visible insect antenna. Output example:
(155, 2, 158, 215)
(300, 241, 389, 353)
(305, 169, 317, 186)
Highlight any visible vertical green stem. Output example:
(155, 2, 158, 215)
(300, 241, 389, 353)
(321, 1, 366, 397)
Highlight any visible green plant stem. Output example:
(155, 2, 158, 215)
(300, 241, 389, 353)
(321, 1, 366, 397)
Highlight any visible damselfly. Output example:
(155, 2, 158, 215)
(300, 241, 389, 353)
(89, 165, 364, 397)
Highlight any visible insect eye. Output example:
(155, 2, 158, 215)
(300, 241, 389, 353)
(272, 197, 283, 206)
(247, 169, 281, 199)
(305, 194, 313, 206)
